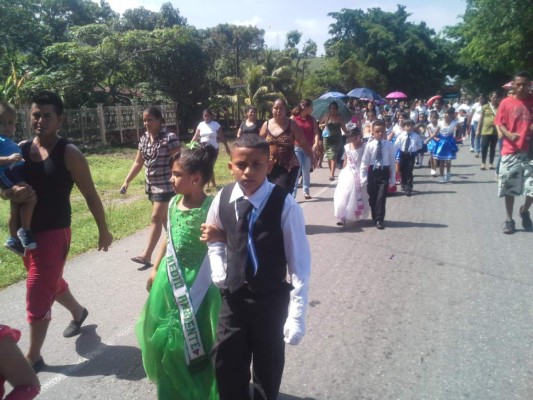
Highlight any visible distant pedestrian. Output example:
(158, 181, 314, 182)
(478, 91, 499, 170)
(121, 106, 181, 268)
(494, 71, 533, 234)
(361, 120, 396, 229)
(260, 98, 315, 191)
(291, 99, 321, 199)
(191, 108, 231, 188)
(237, 105, 261, 137)
(432, 108, 459, 183)
(334, 127, 369, 225)
(394, 119, 423, 196)
(318, 101, 348, 180)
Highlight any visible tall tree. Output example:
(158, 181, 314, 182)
(445, 0, 532, 93)
(325, 5, 452, 98)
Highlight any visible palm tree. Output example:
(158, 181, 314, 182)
(224, 63, 285, 120)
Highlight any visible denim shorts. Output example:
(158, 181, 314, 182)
(148, 192, 174, 203)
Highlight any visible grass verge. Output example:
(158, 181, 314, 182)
(0, 147, 233, 289)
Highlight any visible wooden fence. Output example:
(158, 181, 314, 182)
(14, 103, 178, 146)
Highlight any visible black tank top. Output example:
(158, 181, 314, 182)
(21, 138, 74, 233)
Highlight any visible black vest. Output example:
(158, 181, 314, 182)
(219, 183, 290, 294)
(21, 138, 74, 233)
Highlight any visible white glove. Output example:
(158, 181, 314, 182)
(283, 317, 305, 345)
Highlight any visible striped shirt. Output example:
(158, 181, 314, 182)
(139, 130, 180, 195)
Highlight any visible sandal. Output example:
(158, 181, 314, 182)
(304, 193, 312, 200)
(32, 357, 45, 373)
(131, 256, 152, 267)
(329, 176, 335, 181)
(63, 308, 89, 338)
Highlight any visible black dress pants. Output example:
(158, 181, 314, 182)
(213, 287, 290, 400)
(398, 152, 416, 190)
(367, 166, 390, 222)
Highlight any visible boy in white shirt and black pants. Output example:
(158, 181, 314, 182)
(361, 120, 396, 229)
(203, 134, 310, 400)
(394, 119, 423, 196)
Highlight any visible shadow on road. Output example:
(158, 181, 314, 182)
(279, 394, 316, 400)
(384, 220, 448, 228)
(42, 325, 146, 381)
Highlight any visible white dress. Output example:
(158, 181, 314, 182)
(334, 143, 369, 222)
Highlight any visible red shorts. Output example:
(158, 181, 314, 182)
(23, 228, 71, 323)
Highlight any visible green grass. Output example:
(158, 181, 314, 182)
(0, 147, 234, 289)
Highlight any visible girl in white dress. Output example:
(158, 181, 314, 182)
(333, 127, 369, 226)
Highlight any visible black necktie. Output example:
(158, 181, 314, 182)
(404, 133, 411, 152)
(376, 140, 383, 167)
(236, 198, 254, 282)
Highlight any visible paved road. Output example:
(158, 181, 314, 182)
(1, 148, 531, 399)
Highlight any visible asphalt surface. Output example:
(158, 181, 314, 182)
(1, 147, 532, 400)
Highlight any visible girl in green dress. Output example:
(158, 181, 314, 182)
(136, 144, 221, 400)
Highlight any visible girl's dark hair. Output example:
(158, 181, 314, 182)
(245, 105, 257, 114)
(328, 101, 339, 110)
(291, 99, 312, 116)
(169, 144, 217, 184)
(347, 126, 361, 137)
(144, 106, 162, 120)
(203, 109, 214, 117)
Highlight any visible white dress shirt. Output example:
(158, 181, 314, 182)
(394, 130, 423, 153)
(360, 139, 396, 186)
(206, 179, 311, 345)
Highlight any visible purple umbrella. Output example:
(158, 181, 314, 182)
(385, 91, 408, 99)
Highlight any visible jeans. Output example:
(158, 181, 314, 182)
(481, 134, 498, 165)
(293, 146, 311, 196)
(470, 121, 481, 153)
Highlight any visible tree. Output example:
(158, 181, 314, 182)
(302, 40, 318, 58)
(445, 0, 532, 93)
(325, 5, 452, 98)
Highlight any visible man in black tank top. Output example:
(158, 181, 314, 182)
(1, 91, 113, 371)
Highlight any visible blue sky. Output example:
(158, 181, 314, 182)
(105, 0, 467, 55)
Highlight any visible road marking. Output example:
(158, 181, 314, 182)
(40, 325, 135, 393)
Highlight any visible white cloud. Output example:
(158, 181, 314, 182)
(105, 0, 157, 14)
(232, 16, 262, 27)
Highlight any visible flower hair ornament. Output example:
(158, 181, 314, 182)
(187, 141, 200, 150)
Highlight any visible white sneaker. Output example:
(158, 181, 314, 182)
(445, 172, 451, 182)
(437, 176, 446, 183)
(430, 169, 436, 176)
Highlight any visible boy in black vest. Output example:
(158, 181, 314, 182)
(203, 134, 311, 400)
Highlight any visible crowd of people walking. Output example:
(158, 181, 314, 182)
(0, 71, 531, 399)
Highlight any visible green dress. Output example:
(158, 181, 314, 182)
(324, 122, 342, 160)
(136, 195, 221, 400)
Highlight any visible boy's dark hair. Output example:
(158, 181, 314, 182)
(402, 118, 415, 127)
(0, 101, 16, 117)
(514, 71, 530, 81)
(401, 111, 409, 120)
(231, 134, 270, 157)
(32, 91, 64, 116)
(144, 106, 163, 120)
(169, 144, 217, 184)
(372, 119, 385, 128)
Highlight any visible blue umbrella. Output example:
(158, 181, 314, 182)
(319, 91, 347, 99)
(346, 88, 384, 102)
